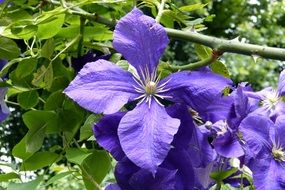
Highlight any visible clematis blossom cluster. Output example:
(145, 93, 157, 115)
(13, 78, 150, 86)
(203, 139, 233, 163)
(65, 8, 285, 190)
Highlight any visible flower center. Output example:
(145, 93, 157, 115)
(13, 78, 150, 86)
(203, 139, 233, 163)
(216, 121, 228, 136)
(132, 67, 172, 107)
(145, 81, 157, 95)
(272, 147, 285, 162)
(261, 90, 280, 111)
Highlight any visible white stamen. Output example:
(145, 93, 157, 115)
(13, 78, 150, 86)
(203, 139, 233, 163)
(132, 66, 173, 106)
(261, 89, 280, 112)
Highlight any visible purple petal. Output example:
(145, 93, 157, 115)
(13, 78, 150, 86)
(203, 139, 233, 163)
(233, 87, 250, 120)
(251, 158, 285, 190)
(205, 95, 233, 122)
(105, 184, 121, 190)
(166, 104, 195, 148)
(188, 126, 217, 167)
(113, 8, 169, 78)
(163, 149, 195, 190)
(213, 131, 244, 158)
(115, 157, 140, 190)
(270, 115, 285, 149)
(270, 102, 285, 122)
(118, 101, 180, 174)
(93, 112, 126, 161)
(160, 71, 232, 119)
(245, 87, 273, 100)
(64, 59, 139, 114)
(194, 163, 215, 190)
(0, 88, 10, 122)
(129, 168, 176, 190)
(278, 70, 285, 96)
(239, 115, 273, 156)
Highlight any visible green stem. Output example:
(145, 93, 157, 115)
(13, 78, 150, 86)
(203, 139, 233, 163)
(166, 28, 285, 61)
(80, 166, 103, 190)
(52, 35, 80, 62)
(168, 51, 219, 71)
(155, 0, 167, 23)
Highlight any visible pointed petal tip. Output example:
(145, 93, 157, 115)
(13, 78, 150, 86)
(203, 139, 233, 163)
(118, 101, 180, 174)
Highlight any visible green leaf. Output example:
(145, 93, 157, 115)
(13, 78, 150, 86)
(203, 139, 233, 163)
(21, 151, 60, 171)
(17, 90, 39, 109)
(158, 61, 172, 78)
(220, 184, 252, 190)
(7, 176, 43, 190)
(194, 44, 212, 59)
(0, 172, 20, 182)
(179, 3, 207, 12)
(32, 63, 53, 89)
(25, 127, 45, 154)
(44, 90, 65, 111)
(12, 135, 33, 160)
(56, 25, 112, 41)
(109, 53, 122, 63)
(81, 150, 112, 190)
(66, 148, 92, 165)
(0, 57, 31, 78)
(23, 110, 58, 153)
(60, 109, 85, 143)
(0, 37, 20, 60)
(210, 168, 239, 183)
(7, 86, 34, 97)
(46, 171, 73, 186)
(11, 25, 38, 40)
(15, 58, 37, 79)
(80, 114, 101, 141)
(41, 39, 55, 59)
(210, 61, 230, 78)
(115, 60, 129, 70)
(49, 76, 70, 92)
(37, 14, 65, 39)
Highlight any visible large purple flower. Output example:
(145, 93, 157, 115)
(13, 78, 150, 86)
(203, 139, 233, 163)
(246, 70, 285, 121)
(0, 88, 9, 121)
(94, 105, 196, 189)
(207, 86, 257, 158)
(65, 8, 231, 173)
(0, 59, 10, 121)
(109, 149, 194, 190)
(240, 115, 285, 190)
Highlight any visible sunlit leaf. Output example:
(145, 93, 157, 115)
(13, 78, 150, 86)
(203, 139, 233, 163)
(7, 176, 43, 190)
(21, 152, 60, 171)
(0, 37, 20, 60)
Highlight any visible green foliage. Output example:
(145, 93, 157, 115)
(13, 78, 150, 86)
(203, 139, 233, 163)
(0, 0, 282, 189)
(0, 37, 20, 60)
(0, 172, 20, 182)
(7, 176, 43, 190)
(0, 1, 129, 188)
(210, 168, 238, 183)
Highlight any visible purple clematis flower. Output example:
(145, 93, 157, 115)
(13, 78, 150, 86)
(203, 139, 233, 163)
(207, 86, 257, 158)
(106, 148, 195, 190)
(0, 59, 10, 121)
(240, 115, 285, 190)
(93, 104, 195, 162)
(94, 105, 196, 189)
(0, 88, 9, 122)
(246, 70, 285, 121)
(65, 8, 231, 173)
